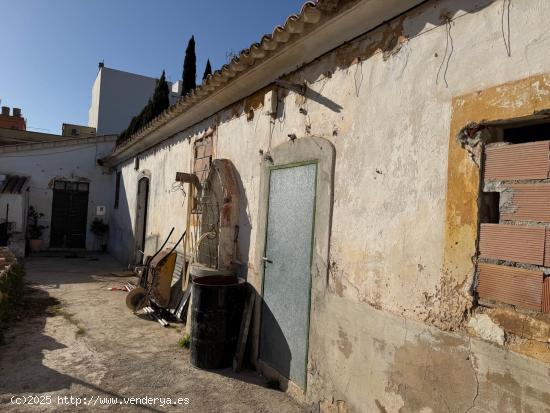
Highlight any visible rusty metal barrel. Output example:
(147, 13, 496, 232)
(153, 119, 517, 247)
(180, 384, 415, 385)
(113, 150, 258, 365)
(190, 274, 246, 369)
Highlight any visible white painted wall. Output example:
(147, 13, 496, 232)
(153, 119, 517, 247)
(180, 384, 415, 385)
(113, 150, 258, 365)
(109, 135, 192, 264)
(88, 70, 101, 131)
(0, 193, 25, 232)
(0, 139, 116, 250)
(89, 67, 157, 135)
(88, 67, 182, 136)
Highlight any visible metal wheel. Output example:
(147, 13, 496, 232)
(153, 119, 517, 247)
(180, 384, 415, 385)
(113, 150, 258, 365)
(126, 287, 148, 312)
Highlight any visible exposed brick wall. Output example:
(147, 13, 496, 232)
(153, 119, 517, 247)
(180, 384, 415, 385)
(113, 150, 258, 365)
(478, 141, 550, 313)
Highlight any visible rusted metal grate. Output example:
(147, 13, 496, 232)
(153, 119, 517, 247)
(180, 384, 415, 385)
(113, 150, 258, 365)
(479, 223, 545, 265)
(500, 183, 550, 222)
(543, 277, 550, 314)
(483, 141, 550, 181)
(193, 135, 213, 185)
(477, 263, 543, 311)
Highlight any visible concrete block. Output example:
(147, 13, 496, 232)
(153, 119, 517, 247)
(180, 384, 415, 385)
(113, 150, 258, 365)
(488, 308, 550, 342)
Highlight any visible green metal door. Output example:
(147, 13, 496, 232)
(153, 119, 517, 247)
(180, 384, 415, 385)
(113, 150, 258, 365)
(260, 163, 316, 389)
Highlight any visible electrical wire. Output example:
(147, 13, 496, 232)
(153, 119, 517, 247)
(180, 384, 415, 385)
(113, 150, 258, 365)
(436, 18, 453, 88)
(354, 59, 364, 97)
(501, 0, 512, 57)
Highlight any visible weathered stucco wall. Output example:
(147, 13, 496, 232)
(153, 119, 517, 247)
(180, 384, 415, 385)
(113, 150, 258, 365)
(0, 193, 24, 233)
(108, 134, 195, 264)
(110, 0, 550, 410)
(0, 139, 115, 250)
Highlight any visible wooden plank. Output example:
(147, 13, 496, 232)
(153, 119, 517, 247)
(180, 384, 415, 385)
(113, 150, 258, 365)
(174, 286, 191, 321)
(233, 288, 256, 372)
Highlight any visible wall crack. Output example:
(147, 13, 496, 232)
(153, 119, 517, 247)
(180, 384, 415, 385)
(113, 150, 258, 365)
(465, 337, 480, 413)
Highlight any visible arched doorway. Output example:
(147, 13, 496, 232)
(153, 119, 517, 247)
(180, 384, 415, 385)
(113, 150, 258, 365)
(134, 176, 149, 264)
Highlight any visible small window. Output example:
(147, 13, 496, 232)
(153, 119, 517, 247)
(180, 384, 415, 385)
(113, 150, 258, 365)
(114, 171, 121, 209)
(67, 182, 78, 191)
(54, 181, 65, 190)
(78, 183, 89, 192)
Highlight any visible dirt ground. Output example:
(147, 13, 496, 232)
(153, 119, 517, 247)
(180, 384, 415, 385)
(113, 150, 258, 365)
(0, 255, 305, 412)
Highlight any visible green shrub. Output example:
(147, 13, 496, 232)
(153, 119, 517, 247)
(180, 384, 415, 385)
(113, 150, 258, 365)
(178, 334, 191, 349)
(0, 263, 25, 342)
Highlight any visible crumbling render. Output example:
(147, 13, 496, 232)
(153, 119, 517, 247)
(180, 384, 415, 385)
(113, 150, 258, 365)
(456, 123, 492, 167)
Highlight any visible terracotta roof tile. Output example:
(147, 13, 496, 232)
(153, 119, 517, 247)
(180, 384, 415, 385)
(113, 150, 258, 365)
(114, 0, 344, 150)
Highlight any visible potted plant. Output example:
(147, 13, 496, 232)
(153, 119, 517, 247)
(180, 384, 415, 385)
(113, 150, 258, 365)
(27, 206, 46, 252)
(90, 218, 109, 252)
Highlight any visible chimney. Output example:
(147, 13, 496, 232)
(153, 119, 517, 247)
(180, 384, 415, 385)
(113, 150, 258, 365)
(98, 61, 104, 69)
(12, 108, 21, 117)
(1, 106, 9, 116)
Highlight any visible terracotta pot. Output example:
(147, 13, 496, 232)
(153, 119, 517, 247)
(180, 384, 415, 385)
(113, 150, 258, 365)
(30, 239, 42, 252)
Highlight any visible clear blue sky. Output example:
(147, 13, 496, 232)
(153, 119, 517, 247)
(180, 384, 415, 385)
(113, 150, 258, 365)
(0, 0, 305, 134)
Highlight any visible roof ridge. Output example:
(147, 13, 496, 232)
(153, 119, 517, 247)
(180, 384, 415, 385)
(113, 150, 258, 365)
(114, 0, 352, 150)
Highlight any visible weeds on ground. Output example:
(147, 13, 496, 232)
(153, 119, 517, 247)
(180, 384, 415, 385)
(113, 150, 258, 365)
(50, 303, 86, 338)
(75, 326, 87, 337)
(178, 334, 191, 349)
(0, 263, 25, 343)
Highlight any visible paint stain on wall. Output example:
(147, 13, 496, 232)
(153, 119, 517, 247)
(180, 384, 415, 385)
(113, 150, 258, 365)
(387, 332, 477, 412)
(337, 326, 353, 359)
(481, 371, 550, 412)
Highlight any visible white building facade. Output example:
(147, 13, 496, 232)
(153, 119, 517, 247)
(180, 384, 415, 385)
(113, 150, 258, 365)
(0, 136, 116, 251)
(88, 65, 182, 135)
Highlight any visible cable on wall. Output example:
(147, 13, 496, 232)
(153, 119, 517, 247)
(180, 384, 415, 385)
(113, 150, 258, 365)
(501, 0, 512, 57)
(436, 17, 454, 88)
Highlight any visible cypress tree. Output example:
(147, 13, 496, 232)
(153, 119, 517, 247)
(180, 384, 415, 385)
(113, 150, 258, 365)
(182, 35, 196, 96)
(202, 59, 212, 81)
(152, 70, 170, 117)
(117, 70, 170, 145)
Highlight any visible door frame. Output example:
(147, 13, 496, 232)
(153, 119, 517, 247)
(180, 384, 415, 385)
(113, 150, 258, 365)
(134, 172, 151, 264)
(259, 160, 317, 390)
(254, 136, 335, 397)
(49, 179, 90, 249)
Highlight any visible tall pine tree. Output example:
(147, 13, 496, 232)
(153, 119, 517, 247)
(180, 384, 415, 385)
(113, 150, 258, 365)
(202, 59, 212, 81)
(182, 35, 196, 96)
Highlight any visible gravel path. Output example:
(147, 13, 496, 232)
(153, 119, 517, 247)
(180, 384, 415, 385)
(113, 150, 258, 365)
(0, 255, 305, 413)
